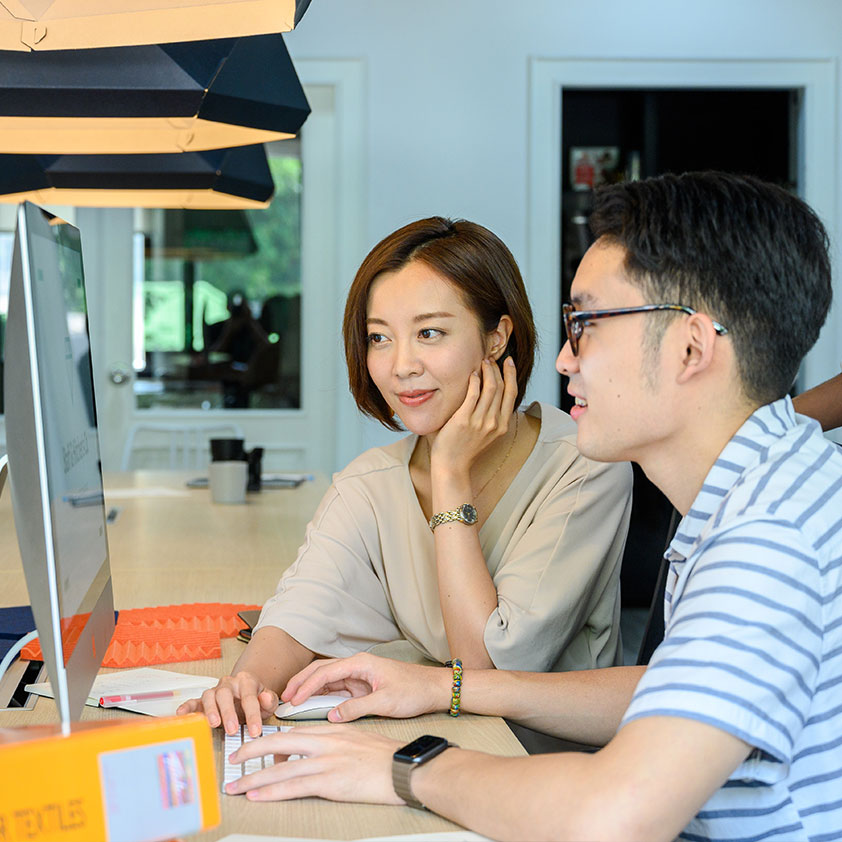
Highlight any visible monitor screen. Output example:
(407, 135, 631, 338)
(4, 202, 115, 729)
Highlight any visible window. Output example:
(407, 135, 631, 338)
(133, 139, 302, 411)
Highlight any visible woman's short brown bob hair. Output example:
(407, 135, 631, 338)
(343, 216, 536, 431)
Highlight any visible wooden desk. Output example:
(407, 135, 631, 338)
(2, 470, 333, 609)
(0, 471, 526, 840)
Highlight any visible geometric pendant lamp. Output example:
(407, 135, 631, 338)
(0, 1, 312, 51)
(0, 34, 311, 154)
(0, 144, 275, 209)
(148, 209, 259, 260)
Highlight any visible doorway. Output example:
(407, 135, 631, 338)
(559, 86, 797, 414)
(525, 58, 836, 655)
(560, 87, 797, 611)
(525, 57, 836, 410)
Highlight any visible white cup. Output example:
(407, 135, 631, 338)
(209, 460, 248, 504)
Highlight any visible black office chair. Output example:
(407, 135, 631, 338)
(636, 507, 680, 665)
(619, 465, 675, 607)
(510, 475, 680, 755)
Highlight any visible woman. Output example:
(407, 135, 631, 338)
(179, 217, 632, 736)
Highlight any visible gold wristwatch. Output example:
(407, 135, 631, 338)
(428, 503, 478, 531)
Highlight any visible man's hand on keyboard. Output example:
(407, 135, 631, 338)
(223, 724, 405, 806)
(223, 725, 295, 792)
(176, 670, 279, 737)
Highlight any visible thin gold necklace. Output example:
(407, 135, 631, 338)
(426, 412, 520, 499)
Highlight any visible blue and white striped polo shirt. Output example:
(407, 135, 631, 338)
(622, 397, 842, 842)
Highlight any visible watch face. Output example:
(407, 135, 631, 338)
(393, 735, 449, 764)
(459, 503, 478, 524)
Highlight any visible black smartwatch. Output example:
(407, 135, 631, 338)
(392, 734, 454, 809)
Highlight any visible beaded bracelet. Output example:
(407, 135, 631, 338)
(444, 658, 462, 717)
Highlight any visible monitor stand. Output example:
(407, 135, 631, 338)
(0, 454, 44, 711)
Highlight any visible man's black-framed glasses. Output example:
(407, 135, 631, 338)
(562, 303, 729, 356)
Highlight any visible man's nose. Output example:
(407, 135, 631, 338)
(556, 340, 578, 376)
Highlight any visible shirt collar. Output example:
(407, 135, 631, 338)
(667, 396, 798, 562)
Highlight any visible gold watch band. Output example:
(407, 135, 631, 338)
(428, 503, 478, 531)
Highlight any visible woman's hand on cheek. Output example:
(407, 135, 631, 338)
(431, 356, 518, 476)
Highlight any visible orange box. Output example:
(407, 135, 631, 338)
(0, 714, 220, 842)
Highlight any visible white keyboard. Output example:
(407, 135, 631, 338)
(222, 724, 299, 792)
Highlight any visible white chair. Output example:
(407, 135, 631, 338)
(120, 422, 246, 471)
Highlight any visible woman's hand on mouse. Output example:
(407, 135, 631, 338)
(176, 671, 278, 737)
(280, 653, 450, 722)
(430, 356, 518, 479)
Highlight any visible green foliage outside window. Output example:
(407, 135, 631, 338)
(198, 157, 302, 303)
(137, 149, 302, 409)
(144, 282, 184, 351)
(143, 155, 302, 354)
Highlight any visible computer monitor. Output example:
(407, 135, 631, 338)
(4, 201, 115, 732)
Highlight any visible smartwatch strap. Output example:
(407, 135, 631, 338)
(392, 740, 455, 810)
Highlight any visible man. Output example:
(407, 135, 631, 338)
(226, 172, 842, 841)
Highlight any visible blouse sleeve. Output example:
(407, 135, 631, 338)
(254, 482, 401, 657)
(483, 454, 633, 672)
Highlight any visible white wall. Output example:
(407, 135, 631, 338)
(5, 2, 840, 465)
(286, 0, 842, 452)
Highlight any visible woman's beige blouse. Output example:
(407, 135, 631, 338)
(256, 402, 633, 672)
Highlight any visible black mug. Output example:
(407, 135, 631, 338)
(247, 447, 264, 492)
(209, 438, 246, 462)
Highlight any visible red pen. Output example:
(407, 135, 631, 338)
(99, 687, 209, 707)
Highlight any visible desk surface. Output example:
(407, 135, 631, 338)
(0, 471, 526, 840)
(0, 470, 335, 610)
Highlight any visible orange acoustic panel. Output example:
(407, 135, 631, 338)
(21, 602, 260, 667)
(118, 603, 262, 639)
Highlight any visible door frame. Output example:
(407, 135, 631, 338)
(526, 57, 838, 403)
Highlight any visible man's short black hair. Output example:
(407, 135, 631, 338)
(590, 171, 832, 404)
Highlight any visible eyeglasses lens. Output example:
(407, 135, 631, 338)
(562, 306, 579, 356)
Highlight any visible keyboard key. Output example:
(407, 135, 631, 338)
(223, 724, 299, 792)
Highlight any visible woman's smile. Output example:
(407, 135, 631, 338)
(397, 389, 437, 406)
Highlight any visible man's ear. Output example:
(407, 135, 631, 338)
(675, 314, 718, 384)
(486, 314, 514, 360)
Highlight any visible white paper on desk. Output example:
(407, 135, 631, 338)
(25, 667, 217, 716)
(262, 473, 314, 482)
(219, 833, 494, 842)
(105, 487, 191, 499)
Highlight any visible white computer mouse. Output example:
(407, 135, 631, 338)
(275, 692, 351, 720)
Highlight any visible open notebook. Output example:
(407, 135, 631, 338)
(25, 667, 218, 716)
